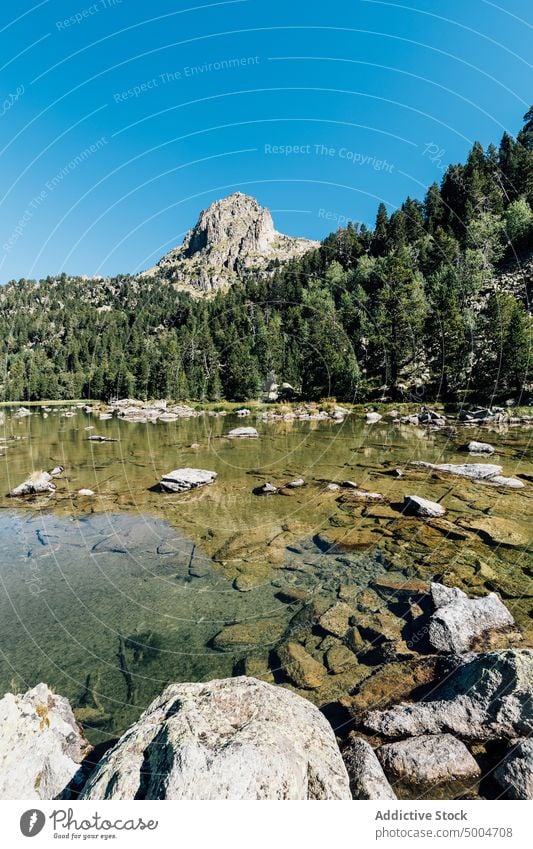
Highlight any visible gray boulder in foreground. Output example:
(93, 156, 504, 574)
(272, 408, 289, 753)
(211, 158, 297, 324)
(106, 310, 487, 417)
(80, 677, 351, 800)
(8, 471, 56, 497)
(365, 649, 533, 742)
(343, 738, 397, 799)
(494, 739, 533, 799)
(403, 495, 446, 518)
(377, 734, 480, 786)
(0, 684, 89, 800)
(428, 583, 515, 653)
(160, 467, 217, 492)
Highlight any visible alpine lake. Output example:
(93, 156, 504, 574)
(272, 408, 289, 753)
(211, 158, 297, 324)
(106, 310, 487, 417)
(0, 403, 531, 783)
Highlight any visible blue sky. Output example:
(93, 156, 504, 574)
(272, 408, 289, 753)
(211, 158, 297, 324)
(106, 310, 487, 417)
(1, 0, 532, 282)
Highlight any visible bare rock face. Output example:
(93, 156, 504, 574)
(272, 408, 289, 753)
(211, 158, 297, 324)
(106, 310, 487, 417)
(144, 193, 318, 293)
(364, 649, 533, 742)
(494, 739, 533, 799)
(0, 684, 90, 800)
(428, 584, 515, 653)
(343, 738, 397, 799)
(80, 677, 351, 800)
(377, 734, 480, 786)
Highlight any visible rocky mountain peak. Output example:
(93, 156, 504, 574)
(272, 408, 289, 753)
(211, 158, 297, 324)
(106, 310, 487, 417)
(144, 192, 319, 293)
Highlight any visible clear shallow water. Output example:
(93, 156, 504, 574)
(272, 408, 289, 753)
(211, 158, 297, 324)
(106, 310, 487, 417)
(0, 406, 531, 743)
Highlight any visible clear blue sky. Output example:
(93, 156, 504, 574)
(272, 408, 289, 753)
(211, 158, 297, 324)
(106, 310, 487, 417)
(1, 0, 532, 282)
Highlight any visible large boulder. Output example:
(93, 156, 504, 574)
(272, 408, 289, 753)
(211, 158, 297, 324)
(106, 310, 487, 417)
(343, 738, 397, 799)
(428, 584, 515, 653)
(377, 734, 480, 786)
(80, 677, 351, 799)
(159, 468, 217, 493)
(0, 684, 90, 800)
(494, 739, 533, 800)
(365, 649, 533, 741)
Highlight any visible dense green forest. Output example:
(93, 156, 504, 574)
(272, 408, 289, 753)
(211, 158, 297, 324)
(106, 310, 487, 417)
(2, 110, 533, 404)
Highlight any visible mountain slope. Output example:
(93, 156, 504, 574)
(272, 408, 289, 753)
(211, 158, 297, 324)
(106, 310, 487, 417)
(142, 192, 319, 293)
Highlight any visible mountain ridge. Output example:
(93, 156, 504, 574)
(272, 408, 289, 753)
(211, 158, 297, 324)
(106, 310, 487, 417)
(142, 192, 319, 293)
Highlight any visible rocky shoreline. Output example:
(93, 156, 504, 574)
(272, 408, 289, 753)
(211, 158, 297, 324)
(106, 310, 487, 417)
(1, 581, 531, 800)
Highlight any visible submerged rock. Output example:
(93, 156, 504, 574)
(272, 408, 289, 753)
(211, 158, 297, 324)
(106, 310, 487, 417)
(212, 619, 286, 651)
(365, 649, 533, 741)
(319, 602, 354, 638)
(456, 517, 528, 548)
(428, 584, 516, 653)
(277, 641, 327, 689)
(0, 684, 90, 800)
(343, 738, 397, 799)
(80, 677, 351, 799)
(377, 734, 480, 786)
(159, 468, 217, 493)
(403, 495, 446, 518)
(8, 471, 56, 497)
(494, 739, 533, 800)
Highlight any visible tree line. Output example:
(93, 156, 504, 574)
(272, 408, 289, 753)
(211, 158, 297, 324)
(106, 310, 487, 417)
(1, 108, 532, 404)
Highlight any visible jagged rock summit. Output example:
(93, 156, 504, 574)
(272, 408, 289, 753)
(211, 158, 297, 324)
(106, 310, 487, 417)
(144, 192, 319, 292)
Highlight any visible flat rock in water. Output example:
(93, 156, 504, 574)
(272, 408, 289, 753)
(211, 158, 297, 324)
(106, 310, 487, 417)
(160, 468, 217, 493)
(286, 478, 305, 488)
(343, 738, 397, 799)
(412, 461, 502, 480)
(365, 412, 382, 423)
(277, 641, 327, 689)
(253, 482, 278, 495)
(456, 517, 528, 548)
(9, 471, 56, 497)
(319, 602, 354, 638)
(428, 584, 515, 653)
(87, 434, 117, 442)
(365, 649, 533, 741)
(227, 427, 258, 438)
(314, 527, 377, 551)
(494, 739, 533, 800)
(80, 677, 351, 799)
(212, 619, 286, 651)
(377, 734, 480, 786)
(403, 495, 446, 518)
(464, 441, 495, 454)
(0, 684, 89, 800)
